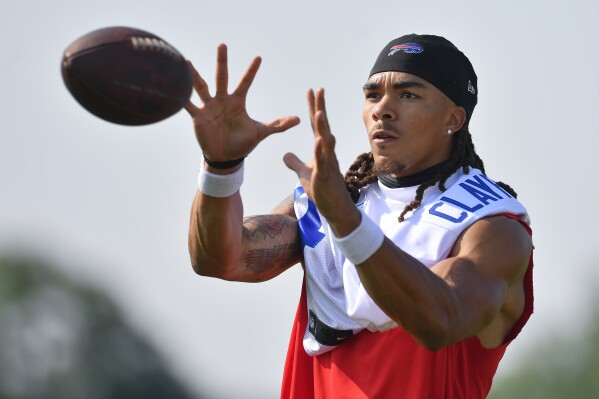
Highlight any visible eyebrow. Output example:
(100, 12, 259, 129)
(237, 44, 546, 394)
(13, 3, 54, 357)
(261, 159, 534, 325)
(362, 81, 427, 91)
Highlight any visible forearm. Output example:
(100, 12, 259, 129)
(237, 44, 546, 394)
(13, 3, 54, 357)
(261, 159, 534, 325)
(328, 209, 457, 340)
(188, 189, 245, 279)
(355, 239, 465, 349)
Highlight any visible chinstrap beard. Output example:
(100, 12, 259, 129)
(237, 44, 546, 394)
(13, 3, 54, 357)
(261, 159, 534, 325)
(372, 157, 406, 177)
(370, 122, 405, 176)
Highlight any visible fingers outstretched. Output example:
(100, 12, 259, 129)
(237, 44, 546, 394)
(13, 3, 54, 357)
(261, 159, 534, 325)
(188, 60, 211, 104)
(215, 44, 229, 97)
(260, 116, 301, 139)
(234, 56, 262, 100)
(283, 152, 304, 174)
(308, 89, 332, 138)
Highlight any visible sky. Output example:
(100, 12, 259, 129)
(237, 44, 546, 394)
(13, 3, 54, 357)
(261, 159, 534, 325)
(2, 0, 599, 397)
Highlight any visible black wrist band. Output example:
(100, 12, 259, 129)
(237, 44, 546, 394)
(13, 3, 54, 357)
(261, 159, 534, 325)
(203, 154, 246, 169)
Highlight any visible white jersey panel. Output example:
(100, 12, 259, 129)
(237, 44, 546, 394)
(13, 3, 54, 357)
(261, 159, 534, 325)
(294, 186, 363, 356)
(295, 169, 530, 356)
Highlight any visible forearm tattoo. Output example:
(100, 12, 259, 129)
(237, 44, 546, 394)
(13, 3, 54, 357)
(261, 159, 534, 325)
(242, 215, 301, 273)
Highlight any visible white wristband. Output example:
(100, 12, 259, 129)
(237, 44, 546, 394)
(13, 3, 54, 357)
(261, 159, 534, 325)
(332, 211, 385, 265)
(197, 162, 244, 197)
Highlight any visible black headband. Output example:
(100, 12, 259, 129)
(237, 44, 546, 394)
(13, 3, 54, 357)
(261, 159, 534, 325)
(369, 34, 478, 120)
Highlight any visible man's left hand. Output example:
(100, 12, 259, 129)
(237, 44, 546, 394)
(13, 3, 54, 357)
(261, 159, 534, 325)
(284, 88, 361, 237)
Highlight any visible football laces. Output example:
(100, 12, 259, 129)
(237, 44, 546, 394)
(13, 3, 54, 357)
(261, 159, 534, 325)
(130, 36, 182, 61)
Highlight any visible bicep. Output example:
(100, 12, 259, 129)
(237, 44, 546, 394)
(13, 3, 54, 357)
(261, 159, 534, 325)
(232, 196, 301, 282)
(431, 216, 533, 340)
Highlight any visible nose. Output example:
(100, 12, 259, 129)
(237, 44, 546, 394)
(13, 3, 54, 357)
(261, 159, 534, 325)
(371, 96, 397, 122)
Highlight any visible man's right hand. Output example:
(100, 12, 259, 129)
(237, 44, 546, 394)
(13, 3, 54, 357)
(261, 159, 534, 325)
(185, 44, 302, 283)
(184, 44, 300, 163)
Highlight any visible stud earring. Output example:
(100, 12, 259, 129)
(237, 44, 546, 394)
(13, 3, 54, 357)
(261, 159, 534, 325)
(447, 129, 452, 135)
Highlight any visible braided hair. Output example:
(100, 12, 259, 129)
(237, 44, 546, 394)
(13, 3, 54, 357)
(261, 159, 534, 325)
(344, 126, 517, 222)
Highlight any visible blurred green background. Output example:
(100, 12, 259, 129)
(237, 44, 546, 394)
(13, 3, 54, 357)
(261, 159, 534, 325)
(2, 253, 598, 398)
(0, 254, 198, 398)
(489, 293, 599, 398)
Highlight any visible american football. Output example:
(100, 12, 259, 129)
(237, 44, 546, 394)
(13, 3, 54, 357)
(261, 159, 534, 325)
(61, 26, 193, 125)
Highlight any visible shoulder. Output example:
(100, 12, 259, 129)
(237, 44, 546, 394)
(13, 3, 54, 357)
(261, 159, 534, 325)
(450, 215, 532, 282)
(422, 169, 529, 228)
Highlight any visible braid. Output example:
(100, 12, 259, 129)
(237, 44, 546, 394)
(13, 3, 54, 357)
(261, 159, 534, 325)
(344, 152, 378, 202)
(344, 126, 518, 223)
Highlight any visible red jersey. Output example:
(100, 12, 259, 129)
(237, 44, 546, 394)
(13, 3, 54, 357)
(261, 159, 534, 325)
(281, 216, 534, 399)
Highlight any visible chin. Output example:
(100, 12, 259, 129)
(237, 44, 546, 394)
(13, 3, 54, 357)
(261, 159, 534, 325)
(372, 155, 406, 176)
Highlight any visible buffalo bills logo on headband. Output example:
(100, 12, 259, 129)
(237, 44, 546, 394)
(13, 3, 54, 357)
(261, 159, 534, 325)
(388, 43, 424, 56)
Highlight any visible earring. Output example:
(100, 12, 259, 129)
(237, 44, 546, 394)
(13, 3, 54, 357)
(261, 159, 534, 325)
(447, 129, 452, 135)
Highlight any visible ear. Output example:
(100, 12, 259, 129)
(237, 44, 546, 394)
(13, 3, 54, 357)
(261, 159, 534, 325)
(447, 106, 467, 133)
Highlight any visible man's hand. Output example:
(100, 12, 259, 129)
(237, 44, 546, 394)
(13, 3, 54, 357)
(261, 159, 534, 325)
(184, 44, 300, 163)
(284, 88, 360, 237)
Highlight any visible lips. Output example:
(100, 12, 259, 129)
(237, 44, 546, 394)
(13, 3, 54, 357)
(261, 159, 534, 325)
(371, 129, 399, 144)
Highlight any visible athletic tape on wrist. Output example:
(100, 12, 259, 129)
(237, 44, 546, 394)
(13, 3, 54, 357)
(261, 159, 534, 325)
(197, 162, 244, 197)
(332, 211, 385, 265)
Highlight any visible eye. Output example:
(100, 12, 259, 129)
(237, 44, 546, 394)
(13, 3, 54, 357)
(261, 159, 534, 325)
(364, 91, 380, 100)
(401, 92, 418, 99)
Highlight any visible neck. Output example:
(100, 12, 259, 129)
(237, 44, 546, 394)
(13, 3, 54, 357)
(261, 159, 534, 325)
(378, 161, 449, 188)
